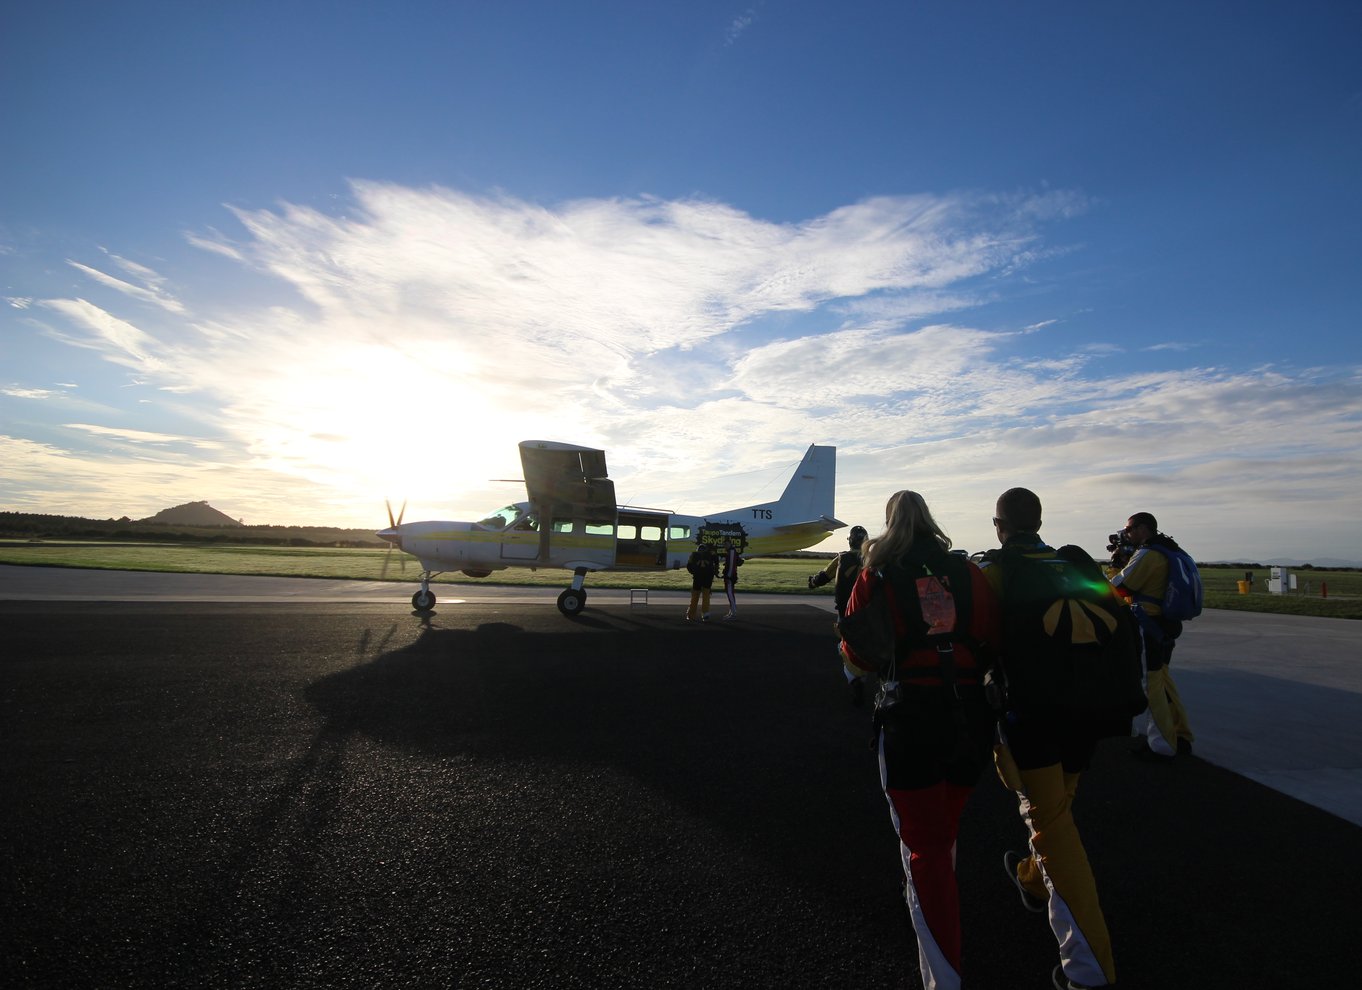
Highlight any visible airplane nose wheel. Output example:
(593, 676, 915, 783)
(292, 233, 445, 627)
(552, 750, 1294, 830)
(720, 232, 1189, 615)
(412, 587, 436, 612)
(556, 587, 586, 616)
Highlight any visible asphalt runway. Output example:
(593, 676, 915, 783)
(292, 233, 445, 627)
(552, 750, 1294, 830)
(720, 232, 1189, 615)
(2, 584, 1361, 988)
(6, 564, 1362, 822)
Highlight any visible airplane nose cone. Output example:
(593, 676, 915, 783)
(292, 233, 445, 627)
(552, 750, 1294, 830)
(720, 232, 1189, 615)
(377, 527, 402, 547)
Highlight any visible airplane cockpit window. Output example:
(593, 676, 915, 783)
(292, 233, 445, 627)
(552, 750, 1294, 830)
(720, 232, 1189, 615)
(511, 513, 539, 532)
(476, 505, 522, 530)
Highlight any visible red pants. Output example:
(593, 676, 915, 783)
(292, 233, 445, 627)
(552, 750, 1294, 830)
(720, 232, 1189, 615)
(881, 775, 974, 989)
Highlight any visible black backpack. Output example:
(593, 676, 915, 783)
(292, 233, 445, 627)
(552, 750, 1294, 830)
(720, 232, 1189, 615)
(883, 551, 974, 658)
(838, 550, 976, 682)
(687, 550, 716, 582)
(985, 543, 1145, 720)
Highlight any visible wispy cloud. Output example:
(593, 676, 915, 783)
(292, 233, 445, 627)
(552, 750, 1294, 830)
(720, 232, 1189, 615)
(183, 228, 245, 261)
(66, 258, 186, 314)
(35, 297, 163, 366)
(723, 5, 760, 46)
(65, 423, 224, 448)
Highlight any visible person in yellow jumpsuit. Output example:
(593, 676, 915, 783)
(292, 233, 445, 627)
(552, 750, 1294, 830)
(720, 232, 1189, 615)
(981, 488, 1119, 990)
(1110, 511, 1195, 760)
(684, 542, 717, 621)
(807, 524, 868, 618)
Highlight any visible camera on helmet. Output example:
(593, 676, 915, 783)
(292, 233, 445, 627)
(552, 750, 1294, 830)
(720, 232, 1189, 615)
(1106, 532, 1134, 554)
(1106, 531, 1135, 568)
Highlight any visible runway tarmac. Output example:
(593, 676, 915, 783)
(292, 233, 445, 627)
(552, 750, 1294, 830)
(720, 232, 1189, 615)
(5, 565, 1361, 825)
(3, 566, 1360, 988)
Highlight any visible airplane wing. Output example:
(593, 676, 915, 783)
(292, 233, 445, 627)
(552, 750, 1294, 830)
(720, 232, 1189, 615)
(518, 440, 616, 519)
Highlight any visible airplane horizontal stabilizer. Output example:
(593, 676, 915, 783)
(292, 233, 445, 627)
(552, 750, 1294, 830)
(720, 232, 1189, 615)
(774, 515, 846, 533)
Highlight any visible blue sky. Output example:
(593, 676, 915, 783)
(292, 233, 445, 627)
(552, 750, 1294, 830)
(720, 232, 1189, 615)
(3, 0, 1360, 563)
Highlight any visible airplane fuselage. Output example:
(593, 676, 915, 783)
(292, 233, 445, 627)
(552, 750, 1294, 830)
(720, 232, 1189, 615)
(393, 501, 837, 578)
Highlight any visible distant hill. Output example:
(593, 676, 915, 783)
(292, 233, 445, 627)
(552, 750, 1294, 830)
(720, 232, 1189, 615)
(138, 501, 242, 527)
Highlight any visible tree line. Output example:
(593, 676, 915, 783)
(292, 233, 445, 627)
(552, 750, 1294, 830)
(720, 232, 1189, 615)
(0, 512, 384, 548)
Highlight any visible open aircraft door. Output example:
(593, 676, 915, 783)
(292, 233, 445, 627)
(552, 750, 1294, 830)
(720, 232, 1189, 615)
(615, 509, 670, 569)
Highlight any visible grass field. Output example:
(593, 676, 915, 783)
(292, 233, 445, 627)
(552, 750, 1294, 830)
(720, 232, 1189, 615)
(2, 540, 1359, 619)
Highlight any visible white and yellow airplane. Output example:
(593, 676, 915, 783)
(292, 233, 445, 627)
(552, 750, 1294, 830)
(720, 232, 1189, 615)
(378, 440, 843, 616)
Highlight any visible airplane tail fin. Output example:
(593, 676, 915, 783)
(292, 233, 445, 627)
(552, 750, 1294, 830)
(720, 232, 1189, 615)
(700, 444, 841, 523)
(697, 444, 842, 555)
(775, 444, 838, 524)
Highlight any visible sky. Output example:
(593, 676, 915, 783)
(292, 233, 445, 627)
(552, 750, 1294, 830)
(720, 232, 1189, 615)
(3, 0, 1360, 564)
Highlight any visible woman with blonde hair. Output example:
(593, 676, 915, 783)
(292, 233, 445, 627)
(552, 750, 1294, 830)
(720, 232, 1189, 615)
(840, 490, 1001, 990)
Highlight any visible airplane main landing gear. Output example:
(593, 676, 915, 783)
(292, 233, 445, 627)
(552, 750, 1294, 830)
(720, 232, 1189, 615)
(556, 567, 591, 617)
(556, 587, 586, 616)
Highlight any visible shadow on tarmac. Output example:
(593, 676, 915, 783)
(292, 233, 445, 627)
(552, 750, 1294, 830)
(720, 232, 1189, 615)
(303, 610, 881, 891)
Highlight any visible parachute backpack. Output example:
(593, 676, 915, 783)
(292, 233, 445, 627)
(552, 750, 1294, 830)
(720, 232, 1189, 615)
(839, 552, 975, 682)
(986, 544, 1145, 720)
(1135, 543, 1204, 621)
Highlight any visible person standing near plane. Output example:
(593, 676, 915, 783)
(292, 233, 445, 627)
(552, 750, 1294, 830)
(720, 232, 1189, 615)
(685, 542, 717, 621)
(1110, 511, 1196, 761)
(808, 524, 868, 618)
(980, 488, 1119, 990)
(721, 539, 743, 619)
(815, 524, 871, 704)
(840, 491, 1000, 990)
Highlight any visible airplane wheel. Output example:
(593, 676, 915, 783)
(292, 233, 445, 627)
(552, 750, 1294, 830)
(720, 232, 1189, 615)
(412, 589, 436, 611)
(556, 587, 586, 616)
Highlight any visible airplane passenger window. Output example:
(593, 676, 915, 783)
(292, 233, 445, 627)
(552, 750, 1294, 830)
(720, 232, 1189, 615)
(617, 525, 638, 540)
(584, 523, 614, 536)
(640, 526, 662, 541)
(669, 526, 690, 539)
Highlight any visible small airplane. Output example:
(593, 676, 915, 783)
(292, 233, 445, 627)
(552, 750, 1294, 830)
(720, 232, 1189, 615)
(378, 440, 843, 616)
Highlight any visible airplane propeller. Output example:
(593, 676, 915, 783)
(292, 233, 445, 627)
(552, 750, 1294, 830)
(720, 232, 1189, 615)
(380, 499, 407, 578)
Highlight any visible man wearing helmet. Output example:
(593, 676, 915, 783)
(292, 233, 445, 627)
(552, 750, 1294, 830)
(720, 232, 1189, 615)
(808, 524, 868, 618)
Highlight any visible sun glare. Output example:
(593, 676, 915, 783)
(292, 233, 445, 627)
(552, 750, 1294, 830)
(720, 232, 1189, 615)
(230, 343, 543, 525)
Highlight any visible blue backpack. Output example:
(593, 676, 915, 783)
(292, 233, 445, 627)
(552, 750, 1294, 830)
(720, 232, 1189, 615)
(1137, 543, 1203, 621)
